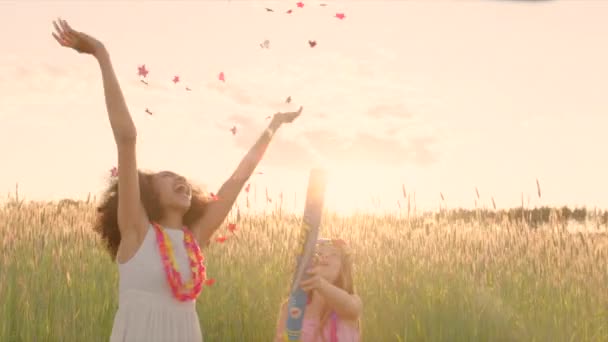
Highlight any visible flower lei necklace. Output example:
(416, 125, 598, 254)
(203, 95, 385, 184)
(152, 222, 206, 301)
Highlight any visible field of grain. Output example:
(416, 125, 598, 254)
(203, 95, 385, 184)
(1, 200, 607, 342)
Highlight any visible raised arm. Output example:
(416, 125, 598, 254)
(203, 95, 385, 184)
(191, 106, 303, 245)
(52, 19, 148, 248)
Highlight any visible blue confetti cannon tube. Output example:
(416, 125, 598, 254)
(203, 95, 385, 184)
(285, 169, 327, 342)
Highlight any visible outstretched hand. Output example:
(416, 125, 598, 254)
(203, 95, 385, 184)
(52, 18, 105, 57)
(271, 106, 303, 126)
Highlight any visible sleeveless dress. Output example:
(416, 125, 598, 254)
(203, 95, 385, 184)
(110, 225, 203, 342)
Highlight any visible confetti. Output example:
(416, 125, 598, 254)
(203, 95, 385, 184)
(286, 9, 293, 14)
(296, 2, 304, 8)
(137, 64, 149, 78)
(215, 235, 228, 243)
(140, 79, 148, 85)
(230, 126, 237, 135)
(219, 72, 225, 82)
(227, 223, 237, 233)
(110, 167, 118, 177)
(172, 75, 180, 84)
(265, 7, 274, 12)
(335, 13, 345, 19)
(308, 40, 317, 48)
(204, 278, 216, 286)
(320, 3, 327, 6)
(286, 96, 291, 103)
(260, 39, 270, 49)
(245, 183, 251, 193)
(265, 115, 271, 120)
(145, 108, 153, 115)
(185, 86, 192, 91)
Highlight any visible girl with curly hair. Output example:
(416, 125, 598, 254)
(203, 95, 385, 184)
(52, 18, 302, 342)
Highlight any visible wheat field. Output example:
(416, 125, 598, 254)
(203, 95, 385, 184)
(1, 200, 607, 342)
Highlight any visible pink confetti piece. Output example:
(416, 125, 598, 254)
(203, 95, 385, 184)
(335, 13, 345, 19)
(218, 72, 225, 82)
(138, 65, 149, 78)
(308, 40, 317, 48)
(296, 2, 304, 8)
(172, 75, 180, 84)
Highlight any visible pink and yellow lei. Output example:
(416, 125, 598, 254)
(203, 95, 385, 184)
(152, 222, 206, 301)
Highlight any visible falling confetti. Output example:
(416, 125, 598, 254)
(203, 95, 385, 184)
(172, 75, 180, 84)
(308, 40, 317, 48)
(335, 13, 345, 19)
(286, 96, 291, 103)
(265, 7, 274, 12)
(265, 115, 271, 120)
(204, 278, 216, 286)
(219, 72, 225, 82)
(296, 2, 304, 8)
(230, 126, 237, 135)
(260, 39, 270, 49)
(140, 79, 148, 85)
(185, 86, 192, 91)
(145, 108, 153, 115)
(227, 223, 237, 233)
(320, 3, 327, 6)
(137, 64, 149, 78)
(245, 183, 251, 193)
(110, 166, 118, 177)
(216, 235, 228, 243)
(286, 9, 293, 14)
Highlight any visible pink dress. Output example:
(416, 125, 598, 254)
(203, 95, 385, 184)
(275, 311, 360, 342)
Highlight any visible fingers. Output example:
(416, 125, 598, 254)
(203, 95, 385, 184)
(300, 279, 313, 291)
(52, 18, 76, 47)
(52, 32, 68, 46)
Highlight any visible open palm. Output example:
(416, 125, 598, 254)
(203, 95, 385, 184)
(52, 18, 104, 56)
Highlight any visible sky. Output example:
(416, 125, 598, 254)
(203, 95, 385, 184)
(1, 0, 607, 214)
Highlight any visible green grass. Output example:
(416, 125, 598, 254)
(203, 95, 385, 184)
(1, 202, 607, 341)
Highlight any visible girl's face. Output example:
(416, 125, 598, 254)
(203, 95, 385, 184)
(314, 242, 343, 284)
(152, 171, 192, 213)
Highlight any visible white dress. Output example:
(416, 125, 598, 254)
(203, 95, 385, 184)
(110, 225, 203, 342)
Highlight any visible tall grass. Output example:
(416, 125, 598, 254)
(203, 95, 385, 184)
(1, 200, 607, 341)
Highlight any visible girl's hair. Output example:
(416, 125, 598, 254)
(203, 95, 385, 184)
(93, 170, 210, 260)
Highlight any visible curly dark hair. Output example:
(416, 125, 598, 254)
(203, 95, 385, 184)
(93, 170, 210, 260)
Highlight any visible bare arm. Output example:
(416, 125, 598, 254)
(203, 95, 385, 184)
(316, 282, 363, 321)
(191, 107, 302, 245)
(53, 19, 148, 244)
(96, 49, 148, 239)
